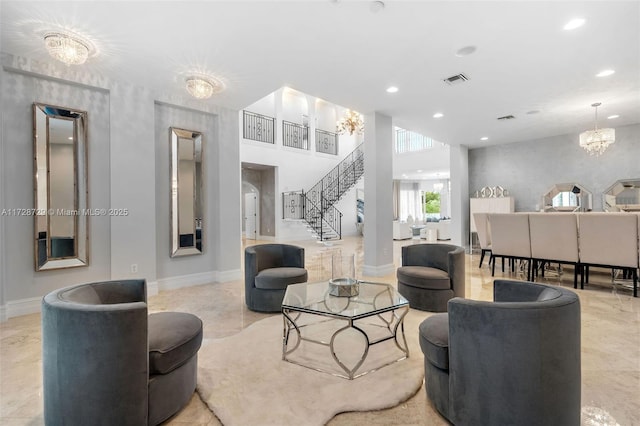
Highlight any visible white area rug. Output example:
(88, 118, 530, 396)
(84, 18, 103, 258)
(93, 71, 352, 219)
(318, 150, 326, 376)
(197, 309, 429, 426)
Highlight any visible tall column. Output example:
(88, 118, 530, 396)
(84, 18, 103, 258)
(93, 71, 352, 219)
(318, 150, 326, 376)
(449, 144, 469, 249)
(362, 112, 394, 277)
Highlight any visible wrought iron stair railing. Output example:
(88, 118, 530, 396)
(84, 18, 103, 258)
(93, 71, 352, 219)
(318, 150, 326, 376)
(282, 143, 364, 241)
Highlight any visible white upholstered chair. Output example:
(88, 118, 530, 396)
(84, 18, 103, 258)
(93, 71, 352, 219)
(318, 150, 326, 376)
(577, 213, 638, 297)
(529, 213, 581, 288)
(488, 213, 532, 280)
(473, 213, 492, 268)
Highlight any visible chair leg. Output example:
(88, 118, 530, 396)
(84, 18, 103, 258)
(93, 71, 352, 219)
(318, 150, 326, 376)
(501, 257, 505, 273)
(633, 269, 638, 298)
(492, 256, 496, 276)
(479, 250, 486, 268)
(573, 264, 578, 289)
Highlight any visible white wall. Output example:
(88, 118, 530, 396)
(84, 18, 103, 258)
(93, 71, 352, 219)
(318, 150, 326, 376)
(240, 91, 360, 241)
(393, 142, 450, 179)
(0, 53, 241, 318)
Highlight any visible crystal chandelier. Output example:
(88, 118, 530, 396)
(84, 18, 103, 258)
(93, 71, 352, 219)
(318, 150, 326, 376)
(336, 110, 364, 135)
(185, 75, 223, 99)
(579, 103, 615, 156)
(44, 32, 92, 66)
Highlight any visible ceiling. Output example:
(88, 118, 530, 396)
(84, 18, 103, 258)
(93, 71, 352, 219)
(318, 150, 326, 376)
(2, 1, 639, 148)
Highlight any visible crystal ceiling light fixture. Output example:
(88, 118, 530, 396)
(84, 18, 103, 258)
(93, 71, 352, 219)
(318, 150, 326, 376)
(43, 31, 94, 66)
(185, 75, 224, 100)
(579, 102, 615, 156)
(336, 109, 364, 135)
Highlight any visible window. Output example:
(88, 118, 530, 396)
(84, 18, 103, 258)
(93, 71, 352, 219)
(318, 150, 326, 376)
(395, 128, 440, 153)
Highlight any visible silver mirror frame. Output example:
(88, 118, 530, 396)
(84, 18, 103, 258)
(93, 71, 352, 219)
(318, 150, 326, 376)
(33, 103, 89, 270)
(170, 127, 203, 257)
(542, 183, 592, 212)
(603, 179, 640, 212)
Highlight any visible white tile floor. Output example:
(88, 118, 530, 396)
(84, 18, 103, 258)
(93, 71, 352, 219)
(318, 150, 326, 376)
(1, 236, 638, 425)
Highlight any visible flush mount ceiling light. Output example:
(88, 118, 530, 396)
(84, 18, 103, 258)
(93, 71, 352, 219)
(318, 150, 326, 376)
(386, 86, 399, 93)
(563, 18, 585, 30)
(43, 31, 94, 66)
(336, 109, 364, 135)
(579, 102, 615, 156)
(185, 75, 224, 99)
(480, 137, 489, 141)
(433, 112, 444, 118)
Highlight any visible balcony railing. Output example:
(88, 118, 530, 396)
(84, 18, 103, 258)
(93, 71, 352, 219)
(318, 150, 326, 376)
(282, 121, 309, 150)
(315, 129, 338, 155)
(243, 111, 275, 144)
(282, 190, 304, 220)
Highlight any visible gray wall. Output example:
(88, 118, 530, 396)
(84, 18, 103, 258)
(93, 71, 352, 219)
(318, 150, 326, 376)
(0, 52, 241, 315)
(469, 123, 640, 212)
(1, 68, 112, 302)
(154, 103, 217, 280)
(241, 167, 276, 237)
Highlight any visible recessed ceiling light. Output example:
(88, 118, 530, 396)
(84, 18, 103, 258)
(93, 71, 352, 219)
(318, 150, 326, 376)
(455, 46, 477, 57)
(596, 69, 615, 77)
(480, 137, 489, 141)
(563, 18, 585, 30)
(607, 114, 620, 119)
(417, 169, 423, 173)
(67, 136, 73, 140)
(386, 86, 398, 93)
(433, 112, 444, 119)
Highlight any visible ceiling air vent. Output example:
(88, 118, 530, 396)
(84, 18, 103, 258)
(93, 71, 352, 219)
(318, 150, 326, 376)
(497, 115, 516, 120)
(443, 73, 468, 85)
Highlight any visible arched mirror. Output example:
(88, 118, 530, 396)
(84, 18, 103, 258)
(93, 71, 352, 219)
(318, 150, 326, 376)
(542, 183, 592, 212)
(170, 127, 203, 257)
(33, 103, 88, 270)
(603, 179, 640, 212)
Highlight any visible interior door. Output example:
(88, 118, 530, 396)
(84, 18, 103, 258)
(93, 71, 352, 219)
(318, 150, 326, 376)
(244, 193, 257, 239)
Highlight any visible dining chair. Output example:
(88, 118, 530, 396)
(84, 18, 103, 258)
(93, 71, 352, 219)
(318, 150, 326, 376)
(488, 213, 532, 280)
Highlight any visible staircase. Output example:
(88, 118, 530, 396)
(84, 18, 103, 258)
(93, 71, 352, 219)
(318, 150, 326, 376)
(283, 144, 364, 241)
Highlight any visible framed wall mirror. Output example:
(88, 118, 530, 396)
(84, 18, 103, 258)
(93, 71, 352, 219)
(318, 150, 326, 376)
(542, 183, 593, 212)
(33, 103, 88, 270)
(603, 179, 640, 212)
(170, 127, 203, 257)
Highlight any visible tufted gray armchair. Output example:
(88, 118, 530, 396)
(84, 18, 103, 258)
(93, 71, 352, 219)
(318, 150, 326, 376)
(245, 244, 308, 312)
(397, 243, 465, 312)
(419, 280, 581, 425)
(42, 279, 203, 425)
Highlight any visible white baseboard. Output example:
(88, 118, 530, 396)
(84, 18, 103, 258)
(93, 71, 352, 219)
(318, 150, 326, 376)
(157, 271, 218, 291)
(5, 296, 42, 319)
(1, 272, 239, 321)
(147, 280, 159, 297)
(218, 269, 242, 282)
(362, 263, 395, 277)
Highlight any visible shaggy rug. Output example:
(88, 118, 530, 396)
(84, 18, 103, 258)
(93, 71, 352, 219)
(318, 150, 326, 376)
(197, 309, 429, 426)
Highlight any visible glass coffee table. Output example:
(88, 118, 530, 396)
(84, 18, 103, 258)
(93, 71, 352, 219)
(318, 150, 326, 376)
(281, 281, 410, 380)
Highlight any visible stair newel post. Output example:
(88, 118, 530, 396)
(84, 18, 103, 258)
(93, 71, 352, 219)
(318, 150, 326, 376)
(320, 190, 324, 241)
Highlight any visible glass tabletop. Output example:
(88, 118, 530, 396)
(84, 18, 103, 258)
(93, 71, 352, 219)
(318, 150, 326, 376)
(282, 281, 409, 319)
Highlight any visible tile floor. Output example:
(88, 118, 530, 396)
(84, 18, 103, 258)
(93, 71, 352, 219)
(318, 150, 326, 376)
(1, 236, 638, 425)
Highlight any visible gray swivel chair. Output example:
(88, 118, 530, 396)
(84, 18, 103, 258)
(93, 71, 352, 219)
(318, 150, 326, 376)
(42, 279, 203, 426)
(396, 243, 465, 312)
(245, 244, 308, 312)
(419, 280, 581, 426)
